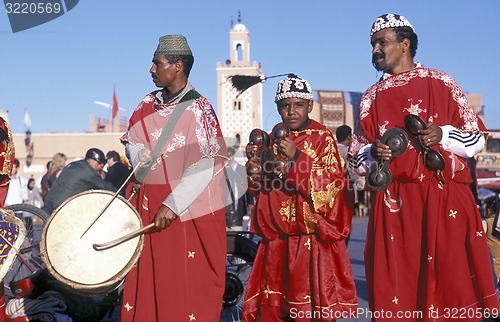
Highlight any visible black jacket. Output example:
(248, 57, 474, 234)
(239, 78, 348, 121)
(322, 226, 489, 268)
(44, 159, 116, 211)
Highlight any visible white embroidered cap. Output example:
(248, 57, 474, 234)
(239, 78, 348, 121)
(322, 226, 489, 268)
(274, 74, 313, 103)
(370, 13, 415, 37)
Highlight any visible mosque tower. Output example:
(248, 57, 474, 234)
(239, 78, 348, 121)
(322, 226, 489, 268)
(216, 12, 263, 150)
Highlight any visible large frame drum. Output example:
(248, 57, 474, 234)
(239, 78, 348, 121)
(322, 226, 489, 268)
(40, 190, 144, 295)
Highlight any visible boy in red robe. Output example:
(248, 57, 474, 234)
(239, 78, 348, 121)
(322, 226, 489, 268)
(242, 74, 358, 321)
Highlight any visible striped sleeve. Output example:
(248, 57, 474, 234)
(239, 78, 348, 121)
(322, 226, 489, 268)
(439, 125, 485, 158)
(351, 144, 372, 176)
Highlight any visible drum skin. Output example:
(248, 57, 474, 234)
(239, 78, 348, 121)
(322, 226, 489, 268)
(40, 190, 144, 295)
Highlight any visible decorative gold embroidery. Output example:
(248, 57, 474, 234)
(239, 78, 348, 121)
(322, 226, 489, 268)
(304, 237, 311, 250)
(302, 202, 317, 234)
(311, 184, 341, 211)
(263, 285, 281, 299)
(289, 294, 312, 305)
(279, 199, 296, 222)
(0, 122, 14, 176)
(302, 140, 318, 161)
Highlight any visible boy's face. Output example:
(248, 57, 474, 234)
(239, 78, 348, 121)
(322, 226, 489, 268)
(276, 97, 313, 130)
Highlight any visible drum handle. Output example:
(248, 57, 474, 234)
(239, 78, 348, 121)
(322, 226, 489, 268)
(80, 162, 143, 239)
(92, 223, 155, 251)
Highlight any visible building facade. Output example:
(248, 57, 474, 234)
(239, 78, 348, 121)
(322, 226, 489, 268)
(216, 18, 263, 150)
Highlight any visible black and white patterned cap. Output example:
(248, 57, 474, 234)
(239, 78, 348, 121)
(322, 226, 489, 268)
(370, 13, 415, 37)
(274, 74, 313, 103)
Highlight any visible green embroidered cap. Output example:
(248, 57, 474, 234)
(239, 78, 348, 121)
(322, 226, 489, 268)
(154, 35, 193, 56)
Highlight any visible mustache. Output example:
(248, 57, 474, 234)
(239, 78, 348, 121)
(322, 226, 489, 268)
(372, 53, 385, 63)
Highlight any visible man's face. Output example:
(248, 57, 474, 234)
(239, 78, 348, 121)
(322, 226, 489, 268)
(11, 163, 18, 176)
(276, 97, 312, 131)
(150, 55, 178, 88)
(370, 28, 406, 74)
(87, 159, 104, 172)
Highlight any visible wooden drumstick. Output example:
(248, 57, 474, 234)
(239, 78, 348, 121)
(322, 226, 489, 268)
(80, 162, 143, 239)
(92, 223, 155, 251)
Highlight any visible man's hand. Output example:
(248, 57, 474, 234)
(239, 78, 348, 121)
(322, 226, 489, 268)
(370, 139, 392, 161)
(136, 149, 153, 167)
(416, 122, 442, 147)
(153, 204, 178, 229)
(277, 137, 297, 159)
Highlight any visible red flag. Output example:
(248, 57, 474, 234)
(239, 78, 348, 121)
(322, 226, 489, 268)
(112, 88, 119, 120)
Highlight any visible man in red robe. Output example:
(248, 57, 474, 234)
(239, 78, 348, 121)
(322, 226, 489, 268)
(242, 74, 358, 321)
(120, 35, 228, 321)
(353, 13, 499, 321)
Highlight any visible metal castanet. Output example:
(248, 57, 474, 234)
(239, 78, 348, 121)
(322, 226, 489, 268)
(366, 127, 408, 191)
(404, 114, 446, 180)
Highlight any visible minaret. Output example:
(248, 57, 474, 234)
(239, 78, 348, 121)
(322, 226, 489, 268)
(216, 12, 263, 150)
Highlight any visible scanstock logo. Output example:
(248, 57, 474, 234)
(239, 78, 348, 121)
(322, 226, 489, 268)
(4, 0, 79, 33)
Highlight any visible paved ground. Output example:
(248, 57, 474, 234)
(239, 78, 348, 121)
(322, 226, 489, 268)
(346, 216, 370, 322)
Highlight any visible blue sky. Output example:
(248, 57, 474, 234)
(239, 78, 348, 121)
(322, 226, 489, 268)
(1, 0, 499, 135)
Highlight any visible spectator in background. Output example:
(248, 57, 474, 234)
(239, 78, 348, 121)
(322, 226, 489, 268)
(336, 125, 366, 217)
(5, 158, 27, 206)
(105, 150, 131, 197)
(23, 178, 44, 208)
(40, 161, 51, 198)
(336, 125, 356, 201)
(224, 147, 253, 229)
(42, 148, 116, 215)
(42, 152, 67, 199)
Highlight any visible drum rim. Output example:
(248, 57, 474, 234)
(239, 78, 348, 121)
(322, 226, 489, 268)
(40, 189, 144, 295)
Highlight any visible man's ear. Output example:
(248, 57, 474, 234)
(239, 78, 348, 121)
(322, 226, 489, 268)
(175, 60, 183, 73)
(401, 38, 410, 54)
(307, 100, 314, 113)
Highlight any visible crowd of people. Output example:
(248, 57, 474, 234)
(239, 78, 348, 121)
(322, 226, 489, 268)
(1, 12, 499, 322)
(6, 150, 132, 214)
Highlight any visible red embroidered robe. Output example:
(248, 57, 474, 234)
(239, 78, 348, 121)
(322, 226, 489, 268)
(358, 67, 498, 321)
(242, 119, 358, 321)
(119, 90, 227, 322)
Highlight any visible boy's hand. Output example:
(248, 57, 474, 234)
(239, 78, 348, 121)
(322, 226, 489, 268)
(278, 137, 297, 159)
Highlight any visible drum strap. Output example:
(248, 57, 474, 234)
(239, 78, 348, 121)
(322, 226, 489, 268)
(133, 89, 202, 189)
